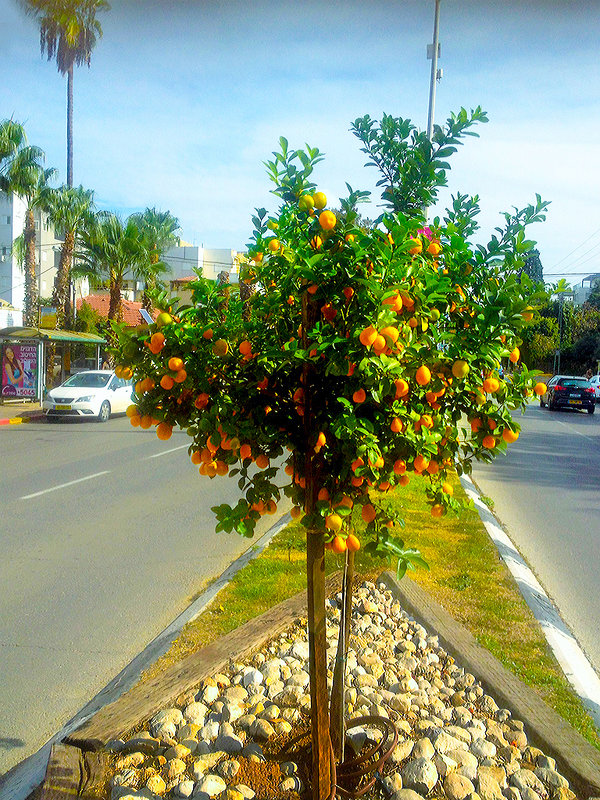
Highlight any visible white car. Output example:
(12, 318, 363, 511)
(589, 374, 600, 402)
(43, 371, 134, 422)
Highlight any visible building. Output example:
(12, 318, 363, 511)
(120, 244, 239, 302)
(0, 298, 22, 328)
(0, 191, 62, 313)
(572, 274, 600, 306)
(76, 293, 158, 327)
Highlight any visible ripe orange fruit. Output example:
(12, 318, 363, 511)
(239, 340, 252, 356)
(509, 347, 520, 363)
(203, 328, 214, 340)
(268, 238, 280, 252)
(427, 241, 441, 256)
(239, 443, 252, 460)
(352, 388, 366, 403)
(408, 237, 423, 255)
(342, 287, 354, 301)
(255, 453, 270, 469)
(325, 513, 343, 532)
(393, 459, 406, 475)
(150, 331, 165, 350)
(372, 334, 386, 352)
(395, 379, 409, 398)
(359, 325, 378, 347)
(414, 454, 430, 472)
(361, 504, 376, 523)
(195, 393, 209, 409)
(380, 326, 399, 344)
(534, 382, 546, 396)
(168, 357, 184, 372)
(126, 404, 138, 418)
(346, 534, 361, 552)
(337, 495, 353, 509)
(442, 482, 454, 496)
(317, 487, 330, 501)
(351, 457, 364, 472)
(160, 375, 175, 390)
(332, 535, 347, 554)
(390, 417, 403, 433)
(482, 435, 496, 449)
(313, 192, 327, 209)
(522, 307, 534, 321)
(265, 499, 277, 513)
(482, 377, 500, 393)
(398, 474, 410, 486)
(291, 506, 303, 519)
(319, 210, 337, 230)
(190, 450, 202, 465)
(174, 369, 187, 383)
(156, 422, 172, 440)
(130, 414, 141, 427)
(431, 503, 445, 517)
(452, 360, 469, 379)
(213, 339, 229, 357)
(345, 233, 355, 243)
(426, 460, 440, 475)
(415, 365, 431, 386)
(502, 428, 519, 443)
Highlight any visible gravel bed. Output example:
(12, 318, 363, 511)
(105, 581, 577, 800)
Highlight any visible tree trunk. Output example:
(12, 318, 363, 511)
(23, 207, 38, 327)
(108, 270, 123, 323)
(52, 230, 75, 329)
(302, 290, 332, 800)
(67, 66, 73, 188)
(239, 279, 256, 321)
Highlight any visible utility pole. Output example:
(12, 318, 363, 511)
(426, 0, 442, 140)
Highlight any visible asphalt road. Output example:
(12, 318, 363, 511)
(472, 400, 600, 678)
(0, 415, 280, 776)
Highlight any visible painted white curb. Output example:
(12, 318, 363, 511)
(460, 473, 600, 729)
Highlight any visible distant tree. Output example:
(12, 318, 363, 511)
(586, 278, 600, 310)
(43, 184, 95, 327)
(128, 207, 180, 311)
(521, 248, 544, 284)
(0, 119, 27, 182)
(3, 142, 56, 325)
(19, 0, 110, 186)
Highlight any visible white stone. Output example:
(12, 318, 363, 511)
(197, 774, 227, 797)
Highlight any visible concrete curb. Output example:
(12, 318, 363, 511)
(460, 473, 600, 728)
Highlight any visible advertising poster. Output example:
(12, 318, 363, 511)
(1, 343, 38, 398)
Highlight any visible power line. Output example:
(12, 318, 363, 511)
(548, 227, 600, 270)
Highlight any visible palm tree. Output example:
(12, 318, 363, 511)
(19, 0, 110, 186)
(77, 212, 146, 353)
(3, 144, 56, 326)
(129, 207, 180, 310)
(0, 119, 27, 181)
(42, 184, 94, 327)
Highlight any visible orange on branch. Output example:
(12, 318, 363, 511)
(390, 417, 403, 433)
(346, 534, 361, 552)
(509, 347, 520, 363)
(359, 325, 378, 347)
(332, 535, 347, 554)
(502, 428, 520, 443)
(267, 238, 280, 252)
(325, 513, 343, 533)
(160, 375, 175, 390)
(319, 210, 337, 230)
(352, 388, 366, 403)
(313, 191, 327, 209)
(415, 365, 431, 386)
(361, 504, 376, 523)
(482, 435, 497, 449)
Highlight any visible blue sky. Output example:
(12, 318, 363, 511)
(2, 0, 600, 283)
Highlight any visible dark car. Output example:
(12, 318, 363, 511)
(540, 375, 595, 414)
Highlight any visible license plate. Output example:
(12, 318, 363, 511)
(568, 399, 581, 405)
(55, 404, 71, 410)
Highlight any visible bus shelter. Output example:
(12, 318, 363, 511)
(0, 327, 106, 403)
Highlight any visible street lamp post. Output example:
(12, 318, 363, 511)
(426, 0, 442, 140)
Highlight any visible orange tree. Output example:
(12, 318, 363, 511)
(113, 108, 548, 799)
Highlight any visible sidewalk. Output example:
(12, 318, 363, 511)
(0, 401, 45, 425)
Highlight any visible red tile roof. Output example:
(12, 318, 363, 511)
(77, 294, 159, 327)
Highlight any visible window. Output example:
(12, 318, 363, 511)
(2, 215, 10, 225)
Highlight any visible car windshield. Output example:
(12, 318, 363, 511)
(61, 373, 111, 389)
(559, 379, 589, 388)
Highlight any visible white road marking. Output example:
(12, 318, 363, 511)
(146, 444, 189, 459)
(20, 471, 110, 500)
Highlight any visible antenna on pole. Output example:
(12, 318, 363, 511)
(426, 0, 442, 140)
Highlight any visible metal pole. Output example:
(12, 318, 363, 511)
(426, 0, 442, 140)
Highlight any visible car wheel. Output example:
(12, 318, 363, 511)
(588, 405, 595, 415)
(97, 400, 111, 423)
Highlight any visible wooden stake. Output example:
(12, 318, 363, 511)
(302, 289, 332, 800)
